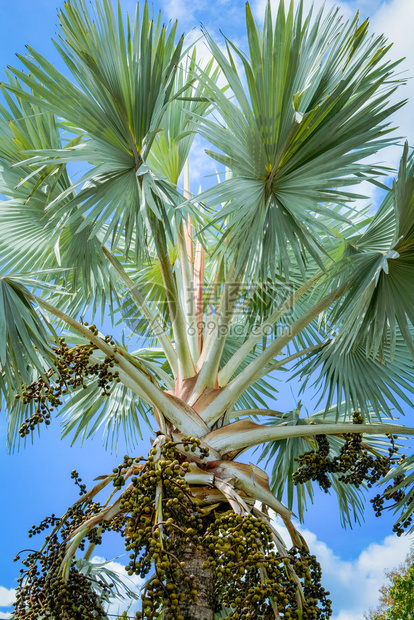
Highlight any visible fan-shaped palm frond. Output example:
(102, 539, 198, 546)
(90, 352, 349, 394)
(0, 80, 128, 324)
(0, 275, 55, 404)
(329, 144, 414, 359)
(6, 0, 191, 259)
(59, 378, 153, 452)
(147, 50, 219, 186)
(296, 329, 414, 421)
(193, 0, 404, 279)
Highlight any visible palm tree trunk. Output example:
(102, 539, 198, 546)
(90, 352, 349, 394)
(168, 547, 214, 620)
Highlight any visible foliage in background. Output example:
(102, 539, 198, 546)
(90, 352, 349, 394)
(365, 549, 414, 620)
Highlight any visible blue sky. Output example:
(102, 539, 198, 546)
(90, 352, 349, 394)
(0, 0, 414, 618)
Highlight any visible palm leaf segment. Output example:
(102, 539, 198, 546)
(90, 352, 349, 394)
(0, 80, 126, 324)
(7, 0, 193, 260)
(300, 146, 414, 420)
(333, 144, 414, 357)
(195, 0, 404, 279)
(0, 275, 55, 407)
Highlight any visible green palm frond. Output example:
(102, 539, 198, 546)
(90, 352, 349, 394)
(330, 144, 414, 359)
(50, 223, 127, 323)
(0, 77, 73, 273)
(147, 49, 219, 185)
(76, 557, 140, 603)
(192, 0, 404, 279)
(0, 84, 128, 323)
(6, 0, 191, 259)
(5, 372, 37, 451)
(0, 275, 55, 404)
(115, 244, 178, 341)
(296, 329, 414, 421)
(59, 379, 153, 452)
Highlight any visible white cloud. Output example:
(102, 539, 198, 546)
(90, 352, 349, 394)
(161, 0, 204, 25)
(0, 587, 14, 608)
(271, 515, 412, 620)
(307, 530, 410, 619)
(0, 585, 14, 617)
(370, 0, 414, 168)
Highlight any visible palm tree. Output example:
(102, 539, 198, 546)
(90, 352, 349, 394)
(2, 0, 414, 618)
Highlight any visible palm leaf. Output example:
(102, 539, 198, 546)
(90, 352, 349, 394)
(329, 144, 414, 359)
(0, 275, 55, 405)
(59, 378, 153, 452)
(147, 49, 219, 185)
(296, 328, 414, 421)
(193, 0, 404, 279)
(6, 0, 191, 260)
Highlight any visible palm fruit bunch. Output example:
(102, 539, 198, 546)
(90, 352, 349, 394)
(13, 436, 333, 620)
(293, 412, 400, 493)
(16, 328, 120, 437)
(371, 470, 414, 536)
(115, 439, 208, 620)
(292, 434, 334, 492)
(204, 511, 331, 619)
(13, 545, 110, 620)
(12, 482, 113, 619)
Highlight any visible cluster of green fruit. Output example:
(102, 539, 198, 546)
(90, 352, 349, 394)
(13, 436, 333, 620)
(16, 330, 120, 438)
(371, 471, 413, 536)
(12, 478, 112, 619)
(116, 439, 208, 620)
(13, 545, 110, 620)
(204, 512, 331, 619)
(293, 412, 399, 493)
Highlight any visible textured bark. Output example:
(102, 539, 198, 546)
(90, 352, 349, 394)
(168, 547, 214, 620)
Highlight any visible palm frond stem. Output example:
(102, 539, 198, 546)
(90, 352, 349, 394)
(203, 284, 347, 425)
(203, 421, 414, 454)
(148, 214, 196, 379)
(190, 270, 241, 401)
(258, 340, 332, 380)
(218, 273, 323, 385)
(101, 246, 178, 375)
(34, 295, 208, 436)
(202, 257, 223, 345)
(176, 215, 199, 361)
